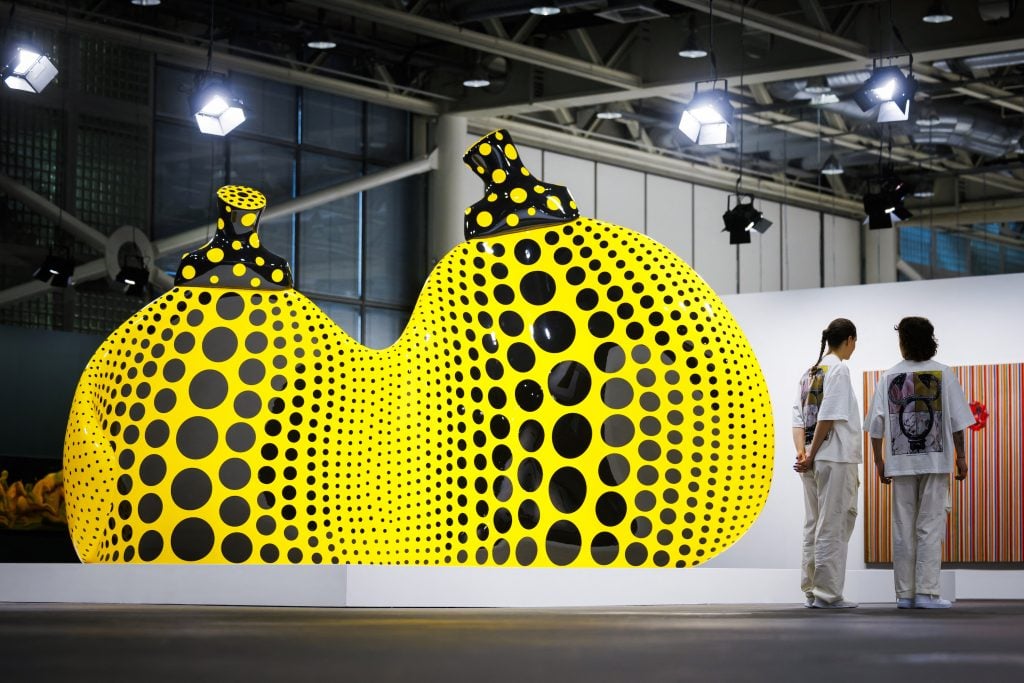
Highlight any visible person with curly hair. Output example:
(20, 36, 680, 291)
(865, 317, 973, 609)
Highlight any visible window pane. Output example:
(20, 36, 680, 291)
(155, 64, 195, 122)
(314, 299, 360, 341)
(302, 89, 362, 154)
(935, 232, 968, 274)
(258, 215, 294, 269)
(364, 306, 409, 349)
(1005, 246, 1024, 274)
(970, 239, 1001, 276)
(153, 122, 225, 240)
(365, 173, 425, 305)
(233, 73, 297, 143)
(297, 152, 363, 297)
(366, 103, 408, 163)
(898, 226, 931, 267)
(229, 138, 295, 206)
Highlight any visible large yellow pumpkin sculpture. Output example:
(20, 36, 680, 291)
(64, 130, 773, 567)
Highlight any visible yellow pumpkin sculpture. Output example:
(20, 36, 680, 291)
(64, 129, 773, 567)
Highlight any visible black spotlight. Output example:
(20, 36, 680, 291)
(116, 254, 150, 296)
(853, 66, 917, 123)
(33, 251, 75, 287)
(722, 194, 772, 245)
(863, 176, 912, 230)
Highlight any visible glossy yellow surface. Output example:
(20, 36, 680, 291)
(65, 218, 774, 567)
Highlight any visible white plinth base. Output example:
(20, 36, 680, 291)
(0, 565, 955, 607)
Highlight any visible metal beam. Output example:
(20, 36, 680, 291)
(0, 0, 441, 116)
(667, 0, 867, 61)
(0, 174, 109, 253)
(308, 0, 642, 89)
(0, 154, 439, 308)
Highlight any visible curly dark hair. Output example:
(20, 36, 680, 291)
(897, 316, 938, 361)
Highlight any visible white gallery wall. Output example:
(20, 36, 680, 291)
(444, 134, 872, 295)
(707, 272, 1024, 596)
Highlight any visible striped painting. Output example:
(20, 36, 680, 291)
(863, 363, 1024, 565)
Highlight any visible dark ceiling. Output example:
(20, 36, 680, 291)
(6, 0, 1024, 231)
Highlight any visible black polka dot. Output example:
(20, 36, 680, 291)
(507, 343, 535, 372)
(493, 507, 513, 533)
(216, 292, 244, 320)
(202, 327, 238, 362)
(493, 285, 515, 305)
(176, 416, 218, 459)
(596, 491, 627, 525)
(576, 288, 598, 310)
(219, 496, 251, 527)
(245, 331, 268, 354)
(492, 444, 512, 470)
(625, 542, 648, 566)
(532, 311, 575, 353)
(517, 457, 543, 492)
(493, 475, 513, 501)
(239, 359, 266, 385)
(226, 422, 256, 453)
(552, 413, 591, 458)
(588, 312, 614, 338)
(154, 388, 176, 413)
(518, 420, 544, 452)
(219, 458, 251, 489)
(139, 454, 167, 486)
(549, 467, 586, 513)
(591, 532, 619, 565)
(138, 530, 163, 561)
(514, 238, 541, 265)
(260, 544, 280, 562)
(546, 520, 581, 566)
(170, 518, 214, 561)
(138, 493, 163, 523)
(186, 310, 204, 327)
(548, 360, 591, 406)
(492, 539, 511, 565)
(222, 532, 253, 563)
(163, 359, 186, 383)
(233, 391, 262, 418)
(490, 415, 510, 439)
(144, 420, 169, 448)
(601, 415, 636, 447)
(174, 332, 195, 354)
(514, 379, 544, 411)
(515, 537, 538, 565)
(189, 370, 229, 409)
(519, 271, 556, 306)
(118, 449, 135, 469)
(498, 311, 524, 336)
(601, 378, 633, 409)
(171, 468, 212, 510)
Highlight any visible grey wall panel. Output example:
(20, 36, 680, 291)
(692, 185, 738, 295)
(739, 199, 783, 293)
(595, 164, 645, 228)
(517, 144, 544, 182)
(864, 225, 898, 283)
(543, 151, 595, 216)
(823, 214, 862, 287)
(782, 205, 821, 290)
(645, 174, 693, 264)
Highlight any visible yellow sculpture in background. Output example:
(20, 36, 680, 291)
(64, 130, 774, 567)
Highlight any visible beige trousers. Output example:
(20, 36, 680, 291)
(891, 473, 950, 599)
(801, 460, 859, 603)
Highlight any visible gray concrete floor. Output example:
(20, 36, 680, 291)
(2, 601, 1023, 682)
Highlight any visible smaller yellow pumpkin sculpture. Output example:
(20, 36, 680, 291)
(64, 130, 774, 567)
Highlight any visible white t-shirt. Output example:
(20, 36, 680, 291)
(791, 353, 863, 464)
(865, 359, 974, 476)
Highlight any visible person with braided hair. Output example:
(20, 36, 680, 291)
(865, 317, 973, 609)
(792, 318, 861, 608)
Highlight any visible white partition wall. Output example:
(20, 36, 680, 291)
(543, 151, 596, 216)
(692, 184, 739, 295)
(739, 199, 783, 293)
(781, 204, 821, 290)
(646, 175, 693, 262)
(595, 164, 645, 228)
(439, 139, 869, 296)
(823, 214, 862, 287)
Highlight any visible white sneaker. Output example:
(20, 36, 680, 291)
(896, 598, 913, 609)
(812, 597, 858, 609)
(804, 596, 815, 608)
(914, 594, 952, 609)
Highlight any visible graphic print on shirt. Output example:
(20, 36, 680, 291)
(800, 366, 828, 446)
(887, 371, 944, 455)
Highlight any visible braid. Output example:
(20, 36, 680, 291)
(809, 332, 827, 376)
